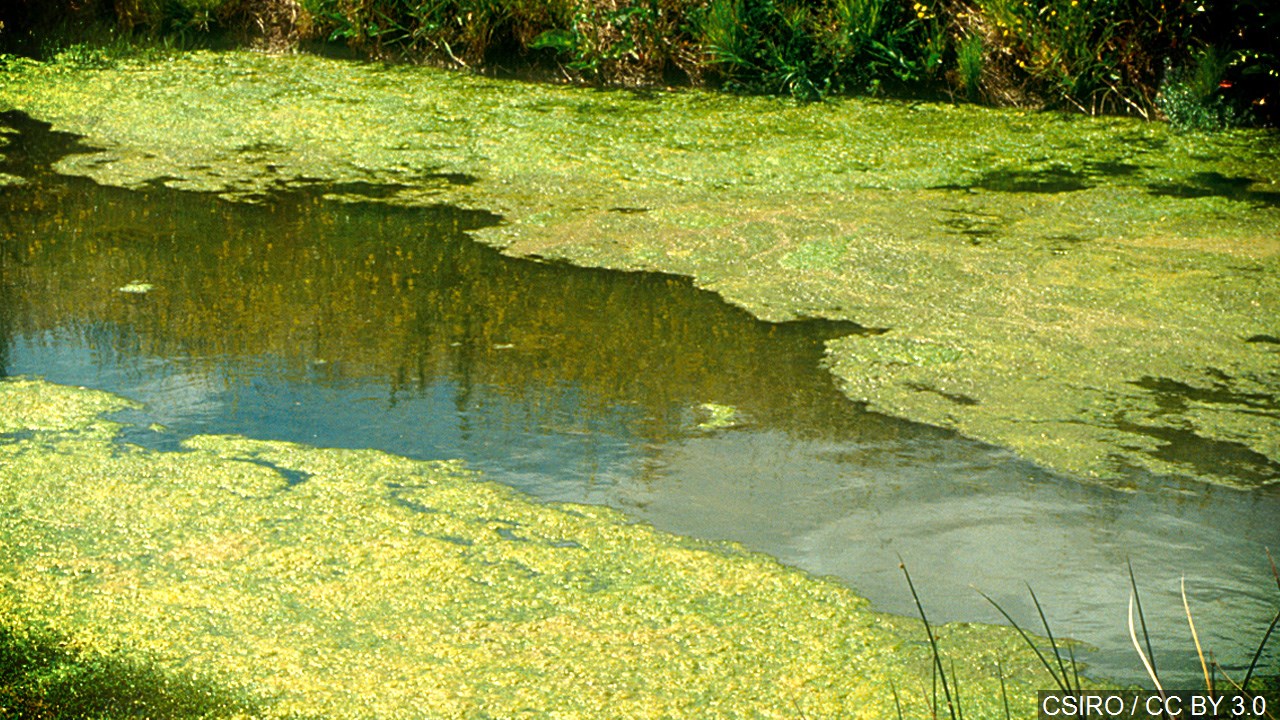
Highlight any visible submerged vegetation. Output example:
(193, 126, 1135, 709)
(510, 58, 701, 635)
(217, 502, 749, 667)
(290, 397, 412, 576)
(0, 0, 1277, 124)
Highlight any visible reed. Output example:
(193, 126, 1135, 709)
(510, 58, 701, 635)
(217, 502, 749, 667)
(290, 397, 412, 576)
(973, 556, 1280, 719)
(978, 585, 1082, 697)
(900, 559, 960, 720)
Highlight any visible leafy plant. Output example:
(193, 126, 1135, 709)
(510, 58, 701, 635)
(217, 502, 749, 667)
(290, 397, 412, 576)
(1157, 47, 1253, 130)
(532, 0, 671, 83)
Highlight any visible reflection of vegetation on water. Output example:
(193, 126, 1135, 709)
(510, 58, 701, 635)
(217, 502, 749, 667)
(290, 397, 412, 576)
(0, 109, 879, 449)
(2, 50, 1276, 488)
(0, 378, 1062, 717)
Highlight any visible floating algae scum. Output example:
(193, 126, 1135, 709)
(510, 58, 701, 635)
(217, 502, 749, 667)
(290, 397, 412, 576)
(2, 50, 1277, 488)
(0, 379, 1058, 718)
(0, 49, 1279, 712)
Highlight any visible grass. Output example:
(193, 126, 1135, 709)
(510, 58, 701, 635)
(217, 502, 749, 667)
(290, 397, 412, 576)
(1121, 554, 1280, 713)
(899, 560, 959, 719)
(900, 559, 1088, 719)
(955, 33, 983, 102)
(900, 555, 1280, 719)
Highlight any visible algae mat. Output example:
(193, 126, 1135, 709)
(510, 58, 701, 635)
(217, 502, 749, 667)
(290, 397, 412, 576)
(1, 50, 1279, 488)
(0, 378, 1055, 717)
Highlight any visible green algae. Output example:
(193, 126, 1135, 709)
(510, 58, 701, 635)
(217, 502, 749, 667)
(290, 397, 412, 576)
(0, 378, 135, 434)
(695, 402, 743, 430)
(117, 280, 155, 294)
(0, 613, 257, 719)
(0, 378, 1060, 718)
(1, 50, 1278, 488)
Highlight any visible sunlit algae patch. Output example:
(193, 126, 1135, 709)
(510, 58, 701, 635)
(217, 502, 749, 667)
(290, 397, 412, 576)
(2, 50, 1278, 488)
(0, 379, 1061, 718)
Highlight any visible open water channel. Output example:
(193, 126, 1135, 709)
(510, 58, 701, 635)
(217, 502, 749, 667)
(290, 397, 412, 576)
(2, 108, 1277, 688)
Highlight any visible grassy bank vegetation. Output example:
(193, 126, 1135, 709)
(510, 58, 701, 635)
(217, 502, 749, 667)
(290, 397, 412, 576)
(0, 0, 1275, 126)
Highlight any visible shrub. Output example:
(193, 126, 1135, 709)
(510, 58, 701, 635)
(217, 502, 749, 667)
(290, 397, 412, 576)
(530, 0, 704, 86)
(951, 0, 1195, 116)
(694, 0, 944, 100)
(1157, 48, 1252, 130)
(299, 0, 576, 65)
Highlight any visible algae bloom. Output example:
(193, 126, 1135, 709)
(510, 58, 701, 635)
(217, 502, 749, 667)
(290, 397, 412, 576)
(117, 280, 155, 294)
(0, 378, 1057, 718)
(1, 50, 1276, 488)
(695, 402, 743, 430)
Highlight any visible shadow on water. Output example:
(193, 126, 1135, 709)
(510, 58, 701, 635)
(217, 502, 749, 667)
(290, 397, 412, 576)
(933, 159, 1142, 196)
(1147, 171, 1280, 208)
(933, 164, 1095, 194)
(3, 111, 1278, 687)
(1113, 418, 1280, 487)
(1131, 375, 1280, 414)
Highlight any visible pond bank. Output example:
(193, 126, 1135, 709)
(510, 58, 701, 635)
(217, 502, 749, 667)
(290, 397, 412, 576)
(1, 49, 1276, 490)
(5, 0, 1277, 127)
(0, 378, 1055, 717)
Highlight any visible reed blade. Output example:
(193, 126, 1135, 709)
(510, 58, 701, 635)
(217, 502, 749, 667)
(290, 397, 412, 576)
(1181, 577, 1213, 694)
(900, 560, 956, 720)
(1242, 608, 1279, 692)
(997, 658, 1011, 720)
(1129, 592, 1166, 697)
(1128, 560, 1160, 682)
(977, 588, 1068, 694)
(1028, 584, 1075, 693)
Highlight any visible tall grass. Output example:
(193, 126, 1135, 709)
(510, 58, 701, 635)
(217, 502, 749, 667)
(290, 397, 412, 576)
(955, 33, 983, 101)
(899, 561, 960, 719)
(901, 555, 1279, 719)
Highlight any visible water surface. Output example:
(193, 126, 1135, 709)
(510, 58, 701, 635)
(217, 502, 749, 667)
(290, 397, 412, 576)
(2, 111, 1277, 687)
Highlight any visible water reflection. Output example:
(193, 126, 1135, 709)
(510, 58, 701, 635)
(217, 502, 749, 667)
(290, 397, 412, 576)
(2, 111, 1276, 686)
(0, 110, 879, 442)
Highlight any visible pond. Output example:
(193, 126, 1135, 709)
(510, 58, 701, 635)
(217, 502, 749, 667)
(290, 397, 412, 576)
(3, 108, 1277, 690)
